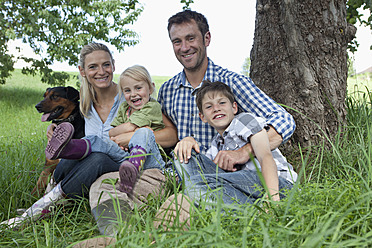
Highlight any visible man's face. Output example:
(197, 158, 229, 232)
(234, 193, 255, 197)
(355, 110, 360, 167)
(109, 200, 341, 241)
(199, 91, 238, 135)
(169, 20, 210, 72)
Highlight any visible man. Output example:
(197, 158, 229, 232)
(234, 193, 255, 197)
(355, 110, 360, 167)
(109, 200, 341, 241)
(158, 9, 295, 202)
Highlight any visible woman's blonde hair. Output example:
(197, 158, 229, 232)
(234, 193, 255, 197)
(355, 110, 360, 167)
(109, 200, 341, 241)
(119, 65, 156, 98)
(79, 42, 113, 117)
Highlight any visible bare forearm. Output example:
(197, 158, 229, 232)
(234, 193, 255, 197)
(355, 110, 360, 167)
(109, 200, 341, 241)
(154, 126, 178, 148)
(260, 156, 280, 201)
(267, 125, 283, 150)
(109, 123, 137, 137)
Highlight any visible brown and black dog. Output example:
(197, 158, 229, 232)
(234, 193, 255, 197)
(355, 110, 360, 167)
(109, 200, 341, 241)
(32, 86, 85, 196)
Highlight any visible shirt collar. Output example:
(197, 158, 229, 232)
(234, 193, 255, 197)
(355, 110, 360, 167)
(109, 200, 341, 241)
(176, 58, 214, 88)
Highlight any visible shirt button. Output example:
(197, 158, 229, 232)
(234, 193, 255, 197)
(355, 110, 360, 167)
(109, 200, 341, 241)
(191, 134, 194, 137)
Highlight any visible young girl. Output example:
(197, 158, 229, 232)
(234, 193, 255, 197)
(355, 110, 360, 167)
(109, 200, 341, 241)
(45, 65, 166, 193)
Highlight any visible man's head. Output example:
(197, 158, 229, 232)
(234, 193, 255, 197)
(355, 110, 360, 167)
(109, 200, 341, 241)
(168, 10, 211, 72)
(196, 80, 238, 134)
(167, 10, 209, 38)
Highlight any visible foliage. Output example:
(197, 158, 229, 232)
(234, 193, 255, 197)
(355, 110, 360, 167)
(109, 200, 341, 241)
(241, 57, 251, 77)
(0, 0, 143, 85)
(347, 0, 372, 52)
(0, 72, 371, 246)
(180, 0, 194, 10)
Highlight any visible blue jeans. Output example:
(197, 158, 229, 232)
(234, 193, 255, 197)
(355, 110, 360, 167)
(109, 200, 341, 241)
(86, 128, 164, 168)
(54, 152, 120, 198)
(54, 128, 165, 198)
(174, 151, 293, 208)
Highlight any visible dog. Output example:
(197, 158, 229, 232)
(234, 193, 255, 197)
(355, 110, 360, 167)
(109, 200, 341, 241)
(32, 86, 85, 196)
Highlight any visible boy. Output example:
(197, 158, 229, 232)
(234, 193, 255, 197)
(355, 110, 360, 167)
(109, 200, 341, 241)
(183, 80, 298, 205)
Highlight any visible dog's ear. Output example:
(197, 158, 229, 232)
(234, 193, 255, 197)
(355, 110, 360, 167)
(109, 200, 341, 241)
(66, 86, 80, 102)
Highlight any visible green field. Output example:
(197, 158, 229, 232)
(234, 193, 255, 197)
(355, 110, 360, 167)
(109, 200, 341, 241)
(0, 70, 371, 247)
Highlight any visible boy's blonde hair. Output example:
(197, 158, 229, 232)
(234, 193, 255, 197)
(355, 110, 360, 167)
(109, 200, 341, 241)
(79, 43, 113, 117)
(119, 65, 156, 98)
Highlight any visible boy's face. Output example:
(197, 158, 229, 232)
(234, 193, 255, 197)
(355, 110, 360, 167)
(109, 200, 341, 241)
(199, 91, 238, 135)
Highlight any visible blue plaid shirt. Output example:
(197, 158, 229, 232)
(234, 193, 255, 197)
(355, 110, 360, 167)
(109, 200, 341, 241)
(158, 58, 296, 153)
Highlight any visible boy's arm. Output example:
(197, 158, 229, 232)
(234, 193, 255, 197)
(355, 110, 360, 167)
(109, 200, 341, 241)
(250, 129, 280, 201)
(213, 125, 282, 171)
(174, 136, 200, 164)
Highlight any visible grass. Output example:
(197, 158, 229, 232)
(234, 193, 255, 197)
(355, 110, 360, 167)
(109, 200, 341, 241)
(0, 70, 371, 247)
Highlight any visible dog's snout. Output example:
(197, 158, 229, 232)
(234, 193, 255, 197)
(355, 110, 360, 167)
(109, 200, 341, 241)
(35, 102, 43, 112)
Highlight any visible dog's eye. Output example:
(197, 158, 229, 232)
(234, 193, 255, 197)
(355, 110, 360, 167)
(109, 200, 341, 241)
(50, 95, 59, 100)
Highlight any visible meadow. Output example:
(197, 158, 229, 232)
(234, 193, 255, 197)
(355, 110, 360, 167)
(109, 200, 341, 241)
(0, 70, 371, 247)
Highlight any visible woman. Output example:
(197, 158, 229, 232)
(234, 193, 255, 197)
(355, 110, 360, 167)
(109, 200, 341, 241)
(1, 43, 178, 229)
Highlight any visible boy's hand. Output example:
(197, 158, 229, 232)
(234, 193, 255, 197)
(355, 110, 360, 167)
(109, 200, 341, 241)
(174, 137, 200, 164)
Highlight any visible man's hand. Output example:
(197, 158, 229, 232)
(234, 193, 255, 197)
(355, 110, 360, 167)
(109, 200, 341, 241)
(174, 137, 200, 164)
(213, 143, 253, 171)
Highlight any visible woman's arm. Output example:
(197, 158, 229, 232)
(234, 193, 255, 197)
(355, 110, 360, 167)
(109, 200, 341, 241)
(250, 129, 280, 201)
(109, 122, 137, 137)
(111, 113, 178, 149)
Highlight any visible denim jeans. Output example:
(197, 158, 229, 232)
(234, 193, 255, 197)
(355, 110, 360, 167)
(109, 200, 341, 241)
(54, 152, 120, 198)
(54, 128, 165, 198)
(86, 127, 165, 169)
(174, 151, 293, 208)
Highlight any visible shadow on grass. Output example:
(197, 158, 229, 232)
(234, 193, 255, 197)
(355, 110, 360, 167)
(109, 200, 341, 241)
(0, 86, 45, 109)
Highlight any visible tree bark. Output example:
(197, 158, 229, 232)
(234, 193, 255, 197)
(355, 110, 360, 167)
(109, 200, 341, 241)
(250, 0, 356, 152)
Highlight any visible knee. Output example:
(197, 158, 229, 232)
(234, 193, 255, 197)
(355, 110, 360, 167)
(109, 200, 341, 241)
(134, 127, 153, 137)
(86, 153, 113, 167)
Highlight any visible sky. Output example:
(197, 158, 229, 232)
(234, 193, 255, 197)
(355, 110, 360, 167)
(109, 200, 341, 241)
(8, 0, 372, 76)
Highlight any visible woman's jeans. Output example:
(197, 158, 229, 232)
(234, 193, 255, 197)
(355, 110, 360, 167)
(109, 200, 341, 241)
(54, 128, 165, 198)
(174, 151, 293, 208)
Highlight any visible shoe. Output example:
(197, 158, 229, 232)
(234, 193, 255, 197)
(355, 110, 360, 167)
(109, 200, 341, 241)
(45, 122, 74, 160)
(118, 161, 139, 194)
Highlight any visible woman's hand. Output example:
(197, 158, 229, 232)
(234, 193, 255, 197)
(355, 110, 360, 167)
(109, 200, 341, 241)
(110, 132, 134, 151)
(46, 123, 57, 142)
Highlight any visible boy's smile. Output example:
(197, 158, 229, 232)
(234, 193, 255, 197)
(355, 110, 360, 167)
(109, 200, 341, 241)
(199, 92, 238, 135)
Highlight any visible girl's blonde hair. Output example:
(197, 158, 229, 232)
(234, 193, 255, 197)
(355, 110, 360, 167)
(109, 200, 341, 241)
(79, 42, 113, 117)
(119, 65, 156, 98)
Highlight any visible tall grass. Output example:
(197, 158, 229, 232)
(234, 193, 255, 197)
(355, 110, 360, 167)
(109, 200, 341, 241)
(0, 70, 371, 247)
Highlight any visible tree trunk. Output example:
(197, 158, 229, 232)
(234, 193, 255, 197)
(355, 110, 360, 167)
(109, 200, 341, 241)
(250, 0, 356, 152)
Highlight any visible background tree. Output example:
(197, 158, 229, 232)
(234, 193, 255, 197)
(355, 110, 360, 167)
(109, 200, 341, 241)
(250, 0, 358, 152)
(241, 57, 251, 77)
(0, 0, 142, 85)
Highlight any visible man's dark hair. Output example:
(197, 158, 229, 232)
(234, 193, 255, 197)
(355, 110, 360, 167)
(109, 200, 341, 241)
(167, 9, 209, 37)
(196, 80, 236, 113)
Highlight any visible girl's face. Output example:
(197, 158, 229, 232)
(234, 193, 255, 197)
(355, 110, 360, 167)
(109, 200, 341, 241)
(120, 76, 153, 111)
(79, 50, 115, 90)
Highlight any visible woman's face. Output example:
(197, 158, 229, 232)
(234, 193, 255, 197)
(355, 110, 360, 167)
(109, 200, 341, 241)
(79, 50, 115, 89)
